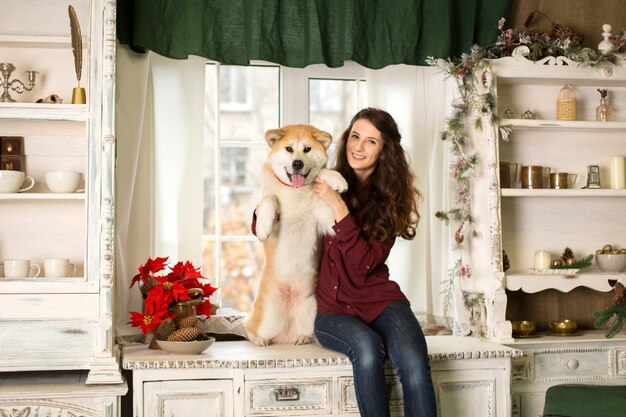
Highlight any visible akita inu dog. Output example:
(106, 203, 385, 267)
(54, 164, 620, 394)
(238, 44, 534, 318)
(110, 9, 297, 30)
(245, 124, 348, 346)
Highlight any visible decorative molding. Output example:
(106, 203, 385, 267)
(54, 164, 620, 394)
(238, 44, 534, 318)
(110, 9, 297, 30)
(0, 400, 98, 417)
(617, 350, 626, 377)
(123, 348, 523, 370)
(436, 380, 495, 417)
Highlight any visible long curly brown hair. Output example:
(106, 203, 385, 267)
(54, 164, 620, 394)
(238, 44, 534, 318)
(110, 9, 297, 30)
(334, 108, 421, 243)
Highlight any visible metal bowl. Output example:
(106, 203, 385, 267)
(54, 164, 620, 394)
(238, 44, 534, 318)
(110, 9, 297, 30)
(512, 320, 536, 337)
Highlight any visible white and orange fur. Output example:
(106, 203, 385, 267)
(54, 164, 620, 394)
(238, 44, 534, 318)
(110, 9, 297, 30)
(245, 124, 348, 346)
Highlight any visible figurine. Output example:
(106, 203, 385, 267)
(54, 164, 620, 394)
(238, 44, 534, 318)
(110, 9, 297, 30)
(598, 24, 614, 55)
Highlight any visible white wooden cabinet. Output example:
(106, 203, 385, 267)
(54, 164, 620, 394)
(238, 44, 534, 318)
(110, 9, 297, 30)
(0, 0, 121, 384)
(467, 47, 626, 415)
(0, 371, 126, 417)
(123, 337, 522, 417)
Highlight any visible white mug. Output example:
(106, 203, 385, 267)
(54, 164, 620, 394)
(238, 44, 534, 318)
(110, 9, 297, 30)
(2, 259, 41, 278)
(0, 170, 35, 193)
(45, 171, 84, 193)
(44, 258, 77, 278)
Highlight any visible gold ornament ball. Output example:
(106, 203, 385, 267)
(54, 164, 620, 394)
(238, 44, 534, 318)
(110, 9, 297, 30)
(566, 258, 575, 266)
(603, 244, 613, 252)
(552, 259, 563, 267)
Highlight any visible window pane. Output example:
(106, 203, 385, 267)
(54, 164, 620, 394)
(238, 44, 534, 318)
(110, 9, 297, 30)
(219, 146, 265, 235)
(218, 240, 263, 313)
(220, 66, 279, 143)
(309, 79, 367, 144)
(203, 64, 279, 313)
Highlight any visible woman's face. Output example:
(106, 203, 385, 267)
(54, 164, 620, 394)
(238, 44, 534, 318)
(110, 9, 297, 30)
(346, 118, 383, 183)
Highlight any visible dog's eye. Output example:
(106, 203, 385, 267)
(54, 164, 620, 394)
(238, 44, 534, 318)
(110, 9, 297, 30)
(303, 146, 311, 153)
(286, 146, 293, 153)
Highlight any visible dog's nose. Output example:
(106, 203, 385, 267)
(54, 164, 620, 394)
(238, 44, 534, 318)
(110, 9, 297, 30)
(292, 160, 304, 171)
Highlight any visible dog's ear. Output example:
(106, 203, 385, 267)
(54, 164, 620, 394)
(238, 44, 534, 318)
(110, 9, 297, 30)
(312, 129, 332, 150)
(265, 128, 285, 147)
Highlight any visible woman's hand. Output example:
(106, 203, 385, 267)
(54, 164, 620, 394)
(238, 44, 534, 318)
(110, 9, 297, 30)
(313, 177, 350, 222)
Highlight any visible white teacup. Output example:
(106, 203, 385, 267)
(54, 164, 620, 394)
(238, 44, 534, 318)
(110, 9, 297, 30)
(2, 259, 41, 278)
(44, 258, 77, 278)
(45, 171, 84, 193)
(0, 170, 35, 193)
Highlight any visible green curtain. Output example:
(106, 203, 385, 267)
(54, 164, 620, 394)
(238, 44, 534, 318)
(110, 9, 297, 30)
(117, 0, 512, 69)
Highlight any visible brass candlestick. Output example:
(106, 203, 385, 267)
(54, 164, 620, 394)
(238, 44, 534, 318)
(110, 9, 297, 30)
(0, 63, 38, 103)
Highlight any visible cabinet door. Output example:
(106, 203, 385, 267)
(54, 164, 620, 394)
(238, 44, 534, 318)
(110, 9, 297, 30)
(432, 369, 504, 417)
(144, 380, 233, 417)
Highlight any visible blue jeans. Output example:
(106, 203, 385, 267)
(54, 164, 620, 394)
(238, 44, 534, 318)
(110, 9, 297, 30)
(314, 301, 437, 417)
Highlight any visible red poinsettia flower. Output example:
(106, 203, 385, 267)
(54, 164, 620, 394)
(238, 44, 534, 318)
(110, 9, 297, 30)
(128, 257, 218, 335)
(128, 307, 174, 335)
(129, 256, 169, 288)
(168, 260, 204, 282)
(144, 275, 191, 312)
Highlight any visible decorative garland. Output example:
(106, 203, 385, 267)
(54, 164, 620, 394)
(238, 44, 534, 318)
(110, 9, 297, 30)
(428, 17, 626, 337)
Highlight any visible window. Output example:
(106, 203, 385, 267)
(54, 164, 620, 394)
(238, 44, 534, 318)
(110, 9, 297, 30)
(202, 62, 367, 313)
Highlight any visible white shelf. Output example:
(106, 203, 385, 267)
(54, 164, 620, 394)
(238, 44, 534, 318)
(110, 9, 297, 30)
(0, 35, 89, 49)
(505, 271, 622, 293)
(509, 329, 626, 344)
(501, 189, 626, 197)
(0, 277, 96, 294)
(0, 193, 85, 200)
(0, 103, 89, 121)
(501, 119, 626, 130)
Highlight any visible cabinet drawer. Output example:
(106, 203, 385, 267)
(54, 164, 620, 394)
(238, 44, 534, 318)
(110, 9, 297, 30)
(338, 375, 403, 413)
(0, 320, 94, 360)
(534, 350, 610, 381)
(245, 378, 332, 416)
(0, 294, 98, 319)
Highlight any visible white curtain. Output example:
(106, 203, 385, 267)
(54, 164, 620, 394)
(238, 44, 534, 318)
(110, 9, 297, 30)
(114, 46, 457, 335)
(114, 45, 205, 336)
(365, 66, 455, 323)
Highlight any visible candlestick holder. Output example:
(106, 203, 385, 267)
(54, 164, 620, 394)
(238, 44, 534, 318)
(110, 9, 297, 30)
(0, 63, 38, 103)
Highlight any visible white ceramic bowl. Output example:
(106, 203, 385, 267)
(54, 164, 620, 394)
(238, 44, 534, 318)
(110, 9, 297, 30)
(595, 253, 626, 273)
(45, 171, 83, 193)
(156, 337, 215, 354)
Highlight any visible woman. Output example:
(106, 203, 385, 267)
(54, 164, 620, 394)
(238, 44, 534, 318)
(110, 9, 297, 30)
(312, 108, 437, 417)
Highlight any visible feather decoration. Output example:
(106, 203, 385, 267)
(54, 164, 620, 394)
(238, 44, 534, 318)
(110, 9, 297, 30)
(68, 5, 83, 86)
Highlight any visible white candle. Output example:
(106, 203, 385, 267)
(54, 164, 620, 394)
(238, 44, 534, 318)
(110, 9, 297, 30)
(534, 250, 552, 271)
(610, 156, 626, 189)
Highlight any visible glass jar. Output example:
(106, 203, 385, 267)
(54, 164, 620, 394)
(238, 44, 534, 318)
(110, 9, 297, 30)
(596, 89, 611, 121)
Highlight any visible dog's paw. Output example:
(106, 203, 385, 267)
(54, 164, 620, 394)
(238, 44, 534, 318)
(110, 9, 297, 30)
(317, 169, 348, 193)
(247, 332, 271, 347)
(293, 335, 313, 345)
(255, 195, 279, 241)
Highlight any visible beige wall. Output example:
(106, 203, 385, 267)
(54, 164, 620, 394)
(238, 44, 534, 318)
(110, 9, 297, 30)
(509, 1, 626, 48)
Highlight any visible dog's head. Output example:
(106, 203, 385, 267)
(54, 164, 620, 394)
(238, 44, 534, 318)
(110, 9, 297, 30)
(265, 124, 332, 188)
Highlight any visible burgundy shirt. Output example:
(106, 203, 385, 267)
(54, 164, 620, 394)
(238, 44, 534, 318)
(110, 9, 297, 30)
(316, 210, 408, 323)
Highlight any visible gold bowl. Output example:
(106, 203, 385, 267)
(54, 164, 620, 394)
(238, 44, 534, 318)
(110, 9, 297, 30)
(512, 320, 536, 337)
(550, 319, 578, 335)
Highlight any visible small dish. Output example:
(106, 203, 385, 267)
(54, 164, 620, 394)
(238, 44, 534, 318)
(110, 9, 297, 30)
(156, 337, 215, 354)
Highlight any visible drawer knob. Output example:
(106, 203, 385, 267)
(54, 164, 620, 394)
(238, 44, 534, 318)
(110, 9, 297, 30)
(567, 359, 580, 369)
(274, 387, 300, 401)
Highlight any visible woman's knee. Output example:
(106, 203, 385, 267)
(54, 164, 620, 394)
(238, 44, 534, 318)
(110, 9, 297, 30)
(350, 333, 386, 370)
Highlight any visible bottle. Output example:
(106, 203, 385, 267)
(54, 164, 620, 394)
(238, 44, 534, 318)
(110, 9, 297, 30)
(596, 88, 611, 121)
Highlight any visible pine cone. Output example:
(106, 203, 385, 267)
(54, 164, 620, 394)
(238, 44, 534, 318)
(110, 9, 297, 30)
(562, 247, 574, 260)
(178, 315, 198, 328)
(156, 318, 176, 340)
(167, 326, 201, 342)
(613, 282, 626, 305)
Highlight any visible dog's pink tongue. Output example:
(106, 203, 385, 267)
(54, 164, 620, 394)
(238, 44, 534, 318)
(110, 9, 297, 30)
(291, 173, 305, 188)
